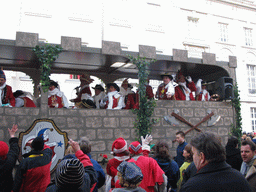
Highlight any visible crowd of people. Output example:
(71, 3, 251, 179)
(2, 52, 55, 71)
(1, 123, 256, 192)
(0, 68, 216, 109)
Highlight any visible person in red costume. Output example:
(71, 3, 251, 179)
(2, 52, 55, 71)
(13, 90, 36, 107)
(105, 83, 124, 110)
(195, 79, 212, 101)
(0, 69, 15, 107)
(48, 80, 69, 108)
(70, 73, 94, 104)
(106, 137, 130, 191)
(175, 71, 197, 100)
(156, 72, 176, 100)
(128, 135, 167, 192)
(120, 79, 136, 109)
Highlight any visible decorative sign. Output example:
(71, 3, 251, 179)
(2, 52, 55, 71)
(18, 119, 68, 173)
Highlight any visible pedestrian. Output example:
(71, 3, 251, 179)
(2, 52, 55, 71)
(174, 131, 187, 167)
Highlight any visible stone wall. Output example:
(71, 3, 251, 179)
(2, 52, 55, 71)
(0, 99, 234, 161)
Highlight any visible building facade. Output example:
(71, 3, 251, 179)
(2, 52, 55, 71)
(1, 0, 256, 132)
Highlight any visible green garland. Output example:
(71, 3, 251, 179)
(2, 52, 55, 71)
(129, 56, 157, 139)
(33, 44, 63, 92)
(231, 83, 242, 139)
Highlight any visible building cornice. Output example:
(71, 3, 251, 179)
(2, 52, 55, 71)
(210, 0, 256, 11)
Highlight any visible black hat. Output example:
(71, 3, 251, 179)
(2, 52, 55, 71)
(55, 158, 84, 189)
(81, 99, 96, 109)
(160, 72, 173, 80)
(92, 84, 104, 92)
(107, 83, 120, 92)
(201, 81, 207, 86)
(13, 90, 24, 98)
(31, 136, 44, 151)
(49, 80, 59, 88)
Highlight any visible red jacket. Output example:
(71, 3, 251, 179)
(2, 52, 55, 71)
(73, 86, 92, 103)
(2, 85, 15, 107)
(23, 97, 36, 107)
(48, 95, 64, 108)
(13, 145, 53, 192)
(175, 82, 196, 101)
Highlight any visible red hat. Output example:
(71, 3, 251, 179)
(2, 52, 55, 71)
(80, 73, 94, 84)
(121, 79, 129, 86)
(112, 138, 128, 154)
(129, 141, 142, 155)
(0, 141, 9, 160)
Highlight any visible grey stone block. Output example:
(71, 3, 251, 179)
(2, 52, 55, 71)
(49, 109, 64, 116)
(139, 45, 156, 59)
(97, 129, 113, 139)
(120, 117, 135, 127)
(0, 108, 4, 114)
(182, 108, 194, 117)
(156, 100, 175, 108)
(102, 40, 121, 55)
(154, 108, 167, 116)
(16, 32, 38, 47)
(202, 52, 216, 65)
(86, 117, 103, 128)
(114, 128, 131, 139)
(218, 109, 229, 116)
(173, 49, 188, 62)
(229, 56, 237, 68)
(0, 129, 4, 140)
(103, 117, 119, 128)
(63, 128, 78, 140)
(218, 128, 229, 136)
(194, 108, 206, 117)
(67, 117, 84, 128)
(175, 101, 202, 108)
(17, 116, 37, 127)
(107, 110, 133, 117)
(79, 110, 107, 117)
(151, 128, 166, 138)
(79, 129, 96, 140)
(188, 118, 201, 126)
(0, 116, 16, 127)
(48, 117, 66, 128)
(224, 117, 233, 125)
(61, 36, 81, 51)
(91, 141, 106, 151)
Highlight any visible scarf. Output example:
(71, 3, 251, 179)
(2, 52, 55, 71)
(107, 91, 118, 109)
(93, 92, 105, 109)
(48, 88, 69, 108)
(165, 81, 175, 96)
(200, 89, 209, 101)
(178, 82, 191, 100)
(0, 82, 6, 106)
(240, 155, 256, 176)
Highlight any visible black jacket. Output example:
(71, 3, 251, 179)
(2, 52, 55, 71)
(225, 145, 243, 171)
(0, 138, 19, 192)
(180, 161, 252, 192)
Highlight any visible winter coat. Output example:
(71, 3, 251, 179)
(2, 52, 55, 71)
(154, 157, 179, 192)
(0, 138, 19, 192)
(13, 145, 53, 192)
(175, 142, 187, 167)
(180, 161, 252, 192)
(225, 145, 243, 171)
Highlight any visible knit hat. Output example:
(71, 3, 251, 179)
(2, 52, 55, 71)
(112, 137, 128, 154)
(129, 141, 142, 155)
(0, 69, 6, 80)
(107, 83, 120, 92)
(117, 161, 143, 185)
(0, 141, 9, 160)
(31, 136, 44, 151)
(55, 158, 84, 189)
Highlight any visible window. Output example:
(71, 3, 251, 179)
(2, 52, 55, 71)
(247, 65, 256, 94)
(244, 27, 253, 46)
(251, 108, 256, 132)
(219, 23, 228, 42)
(70, 74, 80, 79)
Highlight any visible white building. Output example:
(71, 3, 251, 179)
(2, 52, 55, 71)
(1, 0, 256, 132)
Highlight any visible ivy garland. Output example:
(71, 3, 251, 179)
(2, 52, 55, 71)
(231, 83, 242, 140)
(33, 44, 63, 93)
(129, 56, 157, 139)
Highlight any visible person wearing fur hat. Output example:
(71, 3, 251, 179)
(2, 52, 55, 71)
(92, 84, 106, 109)
(104, 83, 124, 109)
(175, 71, 197, 101)
(0, 69, 15, 107)
(156, 72, 176, 100)
(195, 79, 211, 101)
(48, 80, 69, 108)
(110, 161, 146, 192)
(106, 137, 130, 191)
(46, 139, 97, 192)
(128, 135, 167, 192)
(13, 90, 36, 108)
(13, 136, 53, 192)
(120, 79, 136, 109)
(70, 73, 94, 104)
(0, 124, 19, 192)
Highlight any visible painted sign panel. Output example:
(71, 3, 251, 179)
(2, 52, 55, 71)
(18, 119, 68, 173)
